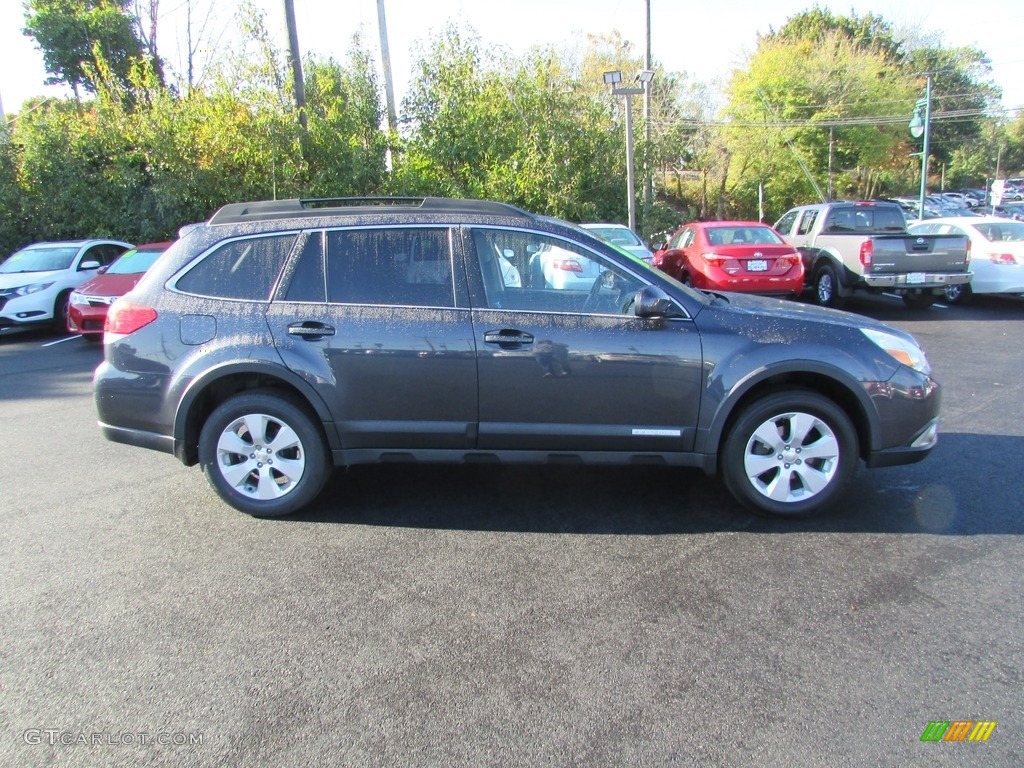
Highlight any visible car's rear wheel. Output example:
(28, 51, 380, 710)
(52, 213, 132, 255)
(198, 390, 329, 517)
(942, 283, 972, 305)
(721, 392, 858, 517)
(814, 265, 844, 308)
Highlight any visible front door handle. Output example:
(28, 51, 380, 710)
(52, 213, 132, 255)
(484, 329, 534, 348)
(287, 322, 335, 339)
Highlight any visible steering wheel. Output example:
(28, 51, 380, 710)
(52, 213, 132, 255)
(584, 269, 625, 313)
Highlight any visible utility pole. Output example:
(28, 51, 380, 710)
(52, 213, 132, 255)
(377, 0, 398, 135)
(283, 0, 307, 136)
(642, 0, 653, 235)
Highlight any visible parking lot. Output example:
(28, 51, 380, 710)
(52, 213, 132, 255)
(1, 294, 1022, 766)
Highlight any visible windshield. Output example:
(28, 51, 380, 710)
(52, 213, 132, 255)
(974, 222, 1024, 242)
(105, 247, 165, 275)
(0, 245, 79, 274)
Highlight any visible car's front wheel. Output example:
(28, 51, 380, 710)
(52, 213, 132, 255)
(721, 392, 858, 517)
(198, 390, 329, 517)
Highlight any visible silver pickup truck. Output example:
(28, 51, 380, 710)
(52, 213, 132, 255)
(774, 201, 972, 309)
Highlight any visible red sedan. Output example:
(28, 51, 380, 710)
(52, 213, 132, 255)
(67, 242, 172, 338)
(652, 221, 804, 296)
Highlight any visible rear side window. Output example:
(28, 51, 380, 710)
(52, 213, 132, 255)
(796, 210, 818, 235)
(326, 228, 455, 308)
(176, 234, 297, 300)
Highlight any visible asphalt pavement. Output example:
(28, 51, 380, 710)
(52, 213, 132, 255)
(1, 294, 1021, 767)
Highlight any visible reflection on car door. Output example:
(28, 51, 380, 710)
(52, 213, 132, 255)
(464, 227, 704, 453)
(268, 227, 478, 451)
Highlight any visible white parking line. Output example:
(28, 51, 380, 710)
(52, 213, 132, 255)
(42, 335, 81, 347)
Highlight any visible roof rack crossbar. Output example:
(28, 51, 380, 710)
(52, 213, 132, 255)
(207, 196, 531, 226)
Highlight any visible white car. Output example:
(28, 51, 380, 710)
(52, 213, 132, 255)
(908, 217, 1024, 303)
(580, 223, 654, 263)
(529, 242, 603, 290)
(0, 240, 132, 332)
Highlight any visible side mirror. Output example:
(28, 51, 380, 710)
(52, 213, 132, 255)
(634, 286, 684, 319)
(80, 260, 101, 271)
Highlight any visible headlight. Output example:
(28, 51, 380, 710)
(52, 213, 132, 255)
(70, 291, 88, 306)
(861, 328, 930, 374)
(13, 282, 55, 297)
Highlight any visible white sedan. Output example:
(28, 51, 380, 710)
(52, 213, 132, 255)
(908, 217, 1024, 303)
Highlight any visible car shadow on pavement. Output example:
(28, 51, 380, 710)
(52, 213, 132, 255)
(287, 432, 1023, 536)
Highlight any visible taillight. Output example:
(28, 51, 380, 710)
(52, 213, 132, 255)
(859, 239, 873, 267)
(105, 301, 158, 336)
(965, 238, 971, 265)
(552, 258, 584, 273)
(989, 252, 1018, 265)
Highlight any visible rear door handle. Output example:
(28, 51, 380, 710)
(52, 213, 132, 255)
(287, 322, 335, 339)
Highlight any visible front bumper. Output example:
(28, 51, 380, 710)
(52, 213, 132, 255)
(863, 366, 941, 468)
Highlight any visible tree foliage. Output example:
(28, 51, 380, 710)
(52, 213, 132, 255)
(3, 4, 1024, 259)
(395, 27, 627, 222)
(23, 0, 144, 97)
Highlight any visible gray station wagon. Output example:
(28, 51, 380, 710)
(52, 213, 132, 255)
(94, 197, 940, 518)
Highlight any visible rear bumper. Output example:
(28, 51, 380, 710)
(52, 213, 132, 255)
(862, 272, 971, 289)
(99, 421, 175, 455)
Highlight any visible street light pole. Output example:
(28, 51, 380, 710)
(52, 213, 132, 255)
(605, 70, 654, 233)
(910, 74, 933, 220)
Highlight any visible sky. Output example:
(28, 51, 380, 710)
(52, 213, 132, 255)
(2, 0, 1022, 120)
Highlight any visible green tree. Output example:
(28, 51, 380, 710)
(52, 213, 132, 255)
(394, 26, 625, 223)
(723, 29, 915, 219)
(23, 0, 145, 99)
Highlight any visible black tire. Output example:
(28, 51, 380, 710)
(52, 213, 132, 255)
(814, 265, 844, 308)
(721, 391, 858, 517)
(902, 292, 936, 310)
(942, 283, 972, 305)
(53, 291, 71, 333)
(198, 390, 330, 517)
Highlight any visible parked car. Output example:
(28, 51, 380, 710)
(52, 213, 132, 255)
(580, 223, 655, 263)
(529, 241, 604, 290)
(992, 204, 1024, 222)
(67, 242, 172, 339)
(95, 196, 940, 519)
(774, 201, 971, 310)
(908, 217, 1024, 303)
(651, 221, 804, 297)
(0, 239, 132, 332)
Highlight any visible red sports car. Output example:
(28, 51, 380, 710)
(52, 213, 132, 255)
(67, 242, 172, 338)
(652, 221, 804, 296)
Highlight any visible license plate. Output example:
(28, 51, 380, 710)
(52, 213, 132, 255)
(907, 272, 926, 284)
(746, 259, 768, 272)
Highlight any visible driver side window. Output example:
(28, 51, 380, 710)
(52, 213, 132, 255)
(471, 228, 644, 315)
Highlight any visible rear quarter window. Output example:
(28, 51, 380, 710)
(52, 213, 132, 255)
(175, 234, 297, 300)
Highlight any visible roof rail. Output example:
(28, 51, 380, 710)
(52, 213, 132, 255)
(207, 196, 532, 226)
